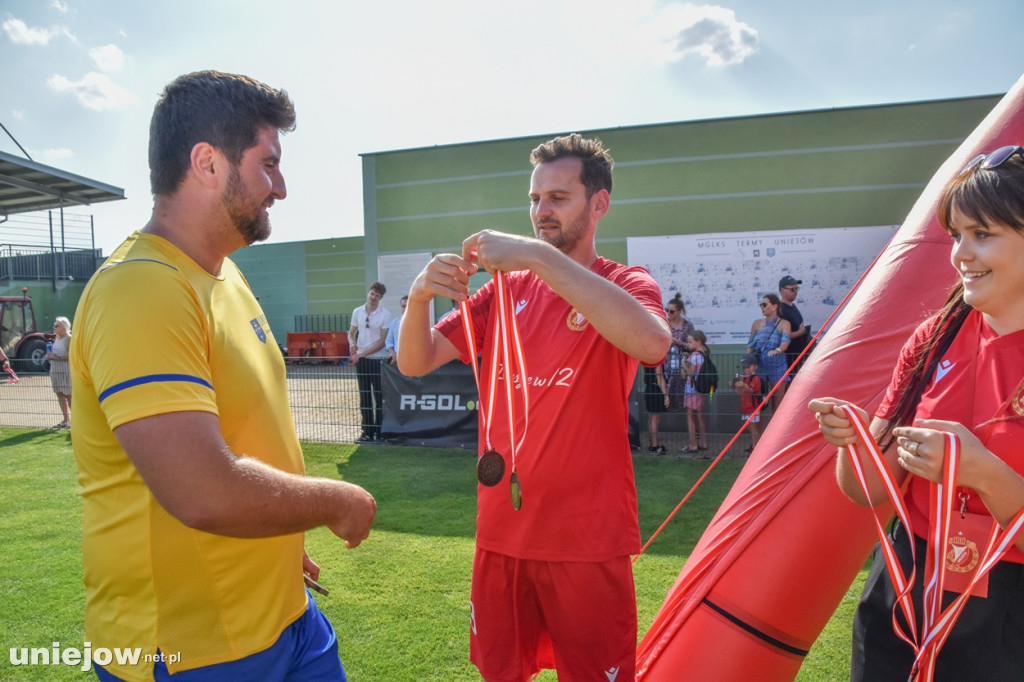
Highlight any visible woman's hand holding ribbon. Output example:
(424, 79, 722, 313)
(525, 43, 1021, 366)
(894, 420, 995, 487)
(808, 397, 869, 448)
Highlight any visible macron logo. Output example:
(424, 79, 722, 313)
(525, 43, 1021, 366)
(605, 667, 619, 682)
(935, 360, 955, 383)
(516, 300, 528, 315)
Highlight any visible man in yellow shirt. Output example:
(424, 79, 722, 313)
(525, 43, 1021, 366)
(71, 70, 376, 681)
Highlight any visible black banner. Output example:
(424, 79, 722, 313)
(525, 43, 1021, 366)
(382, 359, 642, 450)
(381, 360, 479, 448)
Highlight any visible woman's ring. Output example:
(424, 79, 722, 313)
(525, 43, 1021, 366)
(907, 441, 919, 456)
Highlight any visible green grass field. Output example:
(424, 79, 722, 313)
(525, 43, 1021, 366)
(0, 428, 864, 680)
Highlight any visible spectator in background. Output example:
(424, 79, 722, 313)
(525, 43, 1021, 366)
(438, 297, 459, 322)
(747, 293, 792, 411)
(386, 295, 409, 365)
(733, 353, 762, 454)
(643, 361, 669, 453)
(680, 330, 710, 454)
(46, 316, 72, 429)
(349, 282, 392, 442)
(665, 292, 694, 411)
(0, 324, 10, 371)
(778, 275, 810, 372)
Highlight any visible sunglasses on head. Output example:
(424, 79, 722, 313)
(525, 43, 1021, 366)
(961, 145, 1024, 175)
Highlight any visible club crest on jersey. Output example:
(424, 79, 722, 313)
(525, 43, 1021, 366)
(1013, 381, 1024, 417)
(566, 308, 588, 332)
(250, 317, 268, 344)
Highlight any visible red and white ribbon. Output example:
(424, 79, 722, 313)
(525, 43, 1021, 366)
(459, 269, 530, 473)
(837, 405, 1024, 682)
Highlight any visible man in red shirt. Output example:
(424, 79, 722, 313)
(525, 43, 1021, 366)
(400, 134, 670, 681)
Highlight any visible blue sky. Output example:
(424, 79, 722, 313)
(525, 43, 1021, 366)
(3, 0, 1024, 254)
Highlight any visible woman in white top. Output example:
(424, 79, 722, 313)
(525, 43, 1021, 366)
(47, 316, 72, 429)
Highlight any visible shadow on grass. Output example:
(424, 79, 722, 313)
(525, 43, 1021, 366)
(330, 444, 745, 556)
(0, 428, 69, 448)
(336, 445, 479, 540)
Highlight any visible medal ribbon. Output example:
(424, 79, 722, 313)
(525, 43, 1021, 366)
(4, 365, 19, 384)
(837, 405, 1024, 682)
(459, 270, 530, 477)
(459, 297, 497, 453)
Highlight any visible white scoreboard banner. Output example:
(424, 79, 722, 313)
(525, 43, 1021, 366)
(627, 225, 899, 345)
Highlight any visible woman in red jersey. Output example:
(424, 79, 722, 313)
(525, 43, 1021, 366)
(810, 145, 1024, 681)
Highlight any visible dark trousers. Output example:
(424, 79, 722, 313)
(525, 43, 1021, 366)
(355, 357, 384, 437)
(851, 520, 1024, 682)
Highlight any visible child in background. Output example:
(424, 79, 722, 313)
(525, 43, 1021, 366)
(642, 363, 669, 454)
(733, 354, 763, 454)
(680, 330, 710, 453)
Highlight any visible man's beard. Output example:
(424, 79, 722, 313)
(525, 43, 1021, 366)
(534, 206, 587, 254)
(223, 166, 271, 245)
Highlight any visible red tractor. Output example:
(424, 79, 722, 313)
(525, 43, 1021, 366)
(0, 295, 53, 371)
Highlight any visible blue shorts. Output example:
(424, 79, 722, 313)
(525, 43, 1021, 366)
(95, 590, 344, 681)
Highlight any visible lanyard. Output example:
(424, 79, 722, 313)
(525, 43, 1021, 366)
(838, 406, 1024, 681)
(459, 270, 531, 509)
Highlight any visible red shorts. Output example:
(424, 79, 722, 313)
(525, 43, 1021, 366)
(469, 548, 637, 682)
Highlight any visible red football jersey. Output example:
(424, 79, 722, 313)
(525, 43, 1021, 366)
(878, 310, 1024, 562)
(438, 258, 665, 561)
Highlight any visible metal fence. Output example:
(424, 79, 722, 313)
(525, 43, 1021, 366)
(0, 245, 101, 282)
(0, 352, 773, 458)
(294, 314, 351, 332)
(0, 210, 100, 283)
(0, 361, 369, 445)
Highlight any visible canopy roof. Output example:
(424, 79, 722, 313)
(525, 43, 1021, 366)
(0, 150, 125, 217)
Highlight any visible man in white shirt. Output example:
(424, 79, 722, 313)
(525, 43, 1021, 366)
(349, 282, 392, 442)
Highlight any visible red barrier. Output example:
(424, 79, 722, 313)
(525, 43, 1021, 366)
(286, 332, 349, 364)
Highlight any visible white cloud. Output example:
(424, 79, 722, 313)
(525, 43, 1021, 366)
(629, 4, 758, 67)
(39, 147, 73, 162)
(3, 18, 53, 45)
(12, 109, 25, 120)
(2, 17, 74, 45)
(89, 44, 125, 72)
(670, 5, 758, 66)
(50, 0, 70, 13)
(47, 72, 140, 111)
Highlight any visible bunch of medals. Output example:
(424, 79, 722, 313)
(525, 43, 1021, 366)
(459, 269, 529, 511)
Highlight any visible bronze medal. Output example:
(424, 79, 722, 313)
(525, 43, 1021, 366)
(476, 450, 505, 487)
(509, 471, 522, 511)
